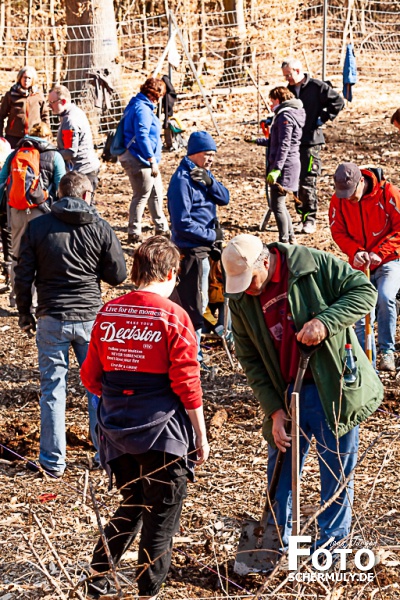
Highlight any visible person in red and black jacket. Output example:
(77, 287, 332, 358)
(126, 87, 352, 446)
(329, 162, 400, 371)
(80, 235, 209, 600)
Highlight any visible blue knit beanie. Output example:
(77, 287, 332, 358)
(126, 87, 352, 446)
(187, 131, 217, 155)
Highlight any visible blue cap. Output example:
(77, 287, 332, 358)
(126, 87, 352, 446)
(187, 131, 217, 156)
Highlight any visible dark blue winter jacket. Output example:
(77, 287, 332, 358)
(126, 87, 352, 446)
(268, 99, 306, 192)
(167, 156, 230, 248)
(123, 92, 162, 166)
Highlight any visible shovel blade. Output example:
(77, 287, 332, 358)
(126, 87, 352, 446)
(234, 518, 283, 576)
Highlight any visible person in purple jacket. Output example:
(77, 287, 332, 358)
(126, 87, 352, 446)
(266, 86, 305, 244)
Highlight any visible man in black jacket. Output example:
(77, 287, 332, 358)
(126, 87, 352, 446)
(15, 171, 127, 477)
(282, 58, 344, 234)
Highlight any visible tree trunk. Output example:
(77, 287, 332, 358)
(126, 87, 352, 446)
(65, 0, 120, 96)
(219, 0, 249, 86)
(65, 0, 122, 140)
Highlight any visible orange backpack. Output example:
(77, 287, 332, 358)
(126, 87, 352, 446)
(7, 145, 47, 210)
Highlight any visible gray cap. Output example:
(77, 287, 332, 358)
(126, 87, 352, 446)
(333, 163, 362, 199)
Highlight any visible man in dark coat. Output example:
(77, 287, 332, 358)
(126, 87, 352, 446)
(282, 58, 344, 234)
(15, 171, 126, 477)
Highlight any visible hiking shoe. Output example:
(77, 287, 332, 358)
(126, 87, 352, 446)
(379, 352, 396, 371)
(86, 576, 113, 599)
(302, 222, 316, 234)
(127, 233, 143, 244)
(26, 460, 64, 478)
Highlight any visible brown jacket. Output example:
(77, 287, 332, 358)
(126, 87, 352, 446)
(0, 84, 50, 139)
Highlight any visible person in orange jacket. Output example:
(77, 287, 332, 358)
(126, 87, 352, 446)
(329, 162, 400, 371)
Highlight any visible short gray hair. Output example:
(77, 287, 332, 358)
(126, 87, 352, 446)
(50, 84, 71, 102)
(281, 57, 303, 71)
(253, 245, 270, 270)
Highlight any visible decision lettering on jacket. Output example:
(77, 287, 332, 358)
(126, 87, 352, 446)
(97, 303, 168, 371)
(100, 322, 162, 343)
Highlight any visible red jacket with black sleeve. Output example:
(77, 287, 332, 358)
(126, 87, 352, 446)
(329, 168, 400, 270)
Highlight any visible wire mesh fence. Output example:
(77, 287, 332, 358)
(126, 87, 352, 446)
(0, 1, 399, 141)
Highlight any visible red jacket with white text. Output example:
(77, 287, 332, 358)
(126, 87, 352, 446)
(329, 168, 400, 270)
(81, 290, 202, 410)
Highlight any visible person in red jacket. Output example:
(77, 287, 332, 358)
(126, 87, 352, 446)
(329, 162, 400, 371)
(80, 235, 209, 599)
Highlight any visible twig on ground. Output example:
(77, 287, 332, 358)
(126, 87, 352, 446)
(23, 534, 68, 600)
(89, 480, 123, 598)
(32, 512, 86, 600)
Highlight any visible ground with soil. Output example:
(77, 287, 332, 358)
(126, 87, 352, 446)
(0, 87, 400, 599)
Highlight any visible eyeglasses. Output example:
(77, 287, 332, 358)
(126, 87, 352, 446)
(48, 99, 60, 106)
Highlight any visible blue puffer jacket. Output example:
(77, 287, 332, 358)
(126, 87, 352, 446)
(123, 92, 162, 166)
(268, 99, 306, 191)
(167, 156, 230, 248)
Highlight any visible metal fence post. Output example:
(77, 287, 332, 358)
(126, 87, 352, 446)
(322, 0, 328, 80)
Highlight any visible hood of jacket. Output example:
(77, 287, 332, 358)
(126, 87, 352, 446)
(16, 135, 57, 153)
(274, 99, 306, 128)
(360, 168, 383, 201)
(51, 197, 99, 226)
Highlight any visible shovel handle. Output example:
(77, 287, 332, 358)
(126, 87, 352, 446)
(260, 340, 324, 524)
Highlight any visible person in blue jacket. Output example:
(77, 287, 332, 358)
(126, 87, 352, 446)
(120, 77, 170, 244)
(167, 131, 230, 364)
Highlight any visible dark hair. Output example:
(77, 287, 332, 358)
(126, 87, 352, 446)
(131, 236, 180, 287)
(140, 77, 166, 103)
(269, 86, 295, 103)
(58, 171, 92, 199)
(391, 108, 400, 124)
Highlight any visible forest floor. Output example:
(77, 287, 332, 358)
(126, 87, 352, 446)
(0, 82, 400, 599)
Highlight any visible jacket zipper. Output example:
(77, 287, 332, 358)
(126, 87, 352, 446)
(359, 201, 367, 248)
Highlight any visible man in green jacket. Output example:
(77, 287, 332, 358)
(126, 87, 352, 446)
(222, 234, 383, 549)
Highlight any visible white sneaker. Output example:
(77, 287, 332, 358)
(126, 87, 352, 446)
(302, 222, 316, 234)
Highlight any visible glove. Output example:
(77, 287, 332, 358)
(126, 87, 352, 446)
(316, 116, 324, 127)
(149, 161, 159, 177)
(266, 169, 281, 185)
(190, 167, 212, 187)
(244, 137, 257, 144)
(18, 313, 36, 334)
(214, 228, 224, 242)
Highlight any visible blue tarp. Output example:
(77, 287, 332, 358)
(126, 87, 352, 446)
(343, 43, 357, 102)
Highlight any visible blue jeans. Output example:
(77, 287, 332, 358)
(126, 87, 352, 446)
(267, 383, 359, 549)
(36, 316, 99, 473)
(355, 259, 400, 361)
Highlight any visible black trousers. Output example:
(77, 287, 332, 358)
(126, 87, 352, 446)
(177, 250, 205, 331)
(297, 144, 322, 225)
(91, 450, 188, 597)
